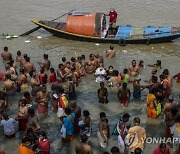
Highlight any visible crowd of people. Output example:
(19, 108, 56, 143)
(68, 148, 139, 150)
(0, 45, 180, 154)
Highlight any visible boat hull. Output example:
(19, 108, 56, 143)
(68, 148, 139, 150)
(32, 20, 180, 45)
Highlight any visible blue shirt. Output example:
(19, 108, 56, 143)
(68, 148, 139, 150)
(64, 113, 75, 136)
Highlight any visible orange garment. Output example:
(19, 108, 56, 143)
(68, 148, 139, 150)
(114, 76, 121, 84)
(146, 93, 157, 119)
(19, 144, 34, 154)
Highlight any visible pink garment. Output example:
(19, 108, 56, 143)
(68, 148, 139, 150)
(39, 139, 50, 154)
(153, 146, 170, 154)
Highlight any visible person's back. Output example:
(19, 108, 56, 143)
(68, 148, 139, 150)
(75, 135, 92, 154)
(1, 47, 12, 61)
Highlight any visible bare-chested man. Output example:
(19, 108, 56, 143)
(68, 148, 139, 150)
(1, 46, 12, 61)
(94, 53, 104, 67)
(117, 83, 131, 107)
(3, 74, 16, 96)
(57, 64, 67, 82)
(64, 62, 72, 79)
(97, 112, 109, 148)
(29, 72, 41, 96)
(23, 57, 36, 74)
(38, 54, 51, 71)
(129, 60, 139, 76)
(75, 135, 92, 154)
(106, 45, 115, 58)
(16, 51, 22, 63)
(84, 54, 97, 74)
(27, 108, 41, 136)
(36, 86, 50, 114)
(20, 54, 28, 68)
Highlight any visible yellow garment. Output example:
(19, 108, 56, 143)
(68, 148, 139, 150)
(146, 93, 157, 118)
(176, 123, 180, 133)
(21, 83, 28, 90)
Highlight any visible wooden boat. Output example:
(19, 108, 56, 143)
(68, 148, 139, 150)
(32, 11, 180, 46)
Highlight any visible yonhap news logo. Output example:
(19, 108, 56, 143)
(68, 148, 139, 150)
(144, 137, 180, 144)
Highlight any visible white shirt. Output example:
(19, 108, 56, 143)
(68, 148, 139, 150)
(0, 118, 16, 135)
(94, 68, 106, 82)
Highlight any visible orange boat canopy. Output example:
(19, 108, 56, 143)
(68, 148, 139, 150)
(65, 12, 104, 37)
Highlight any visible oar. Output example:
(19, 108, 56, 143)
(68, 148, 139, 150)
(20, 9, 76, 36)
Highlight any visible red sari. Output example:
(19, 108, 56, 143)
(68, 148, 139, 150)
(39, 139, 50, 154)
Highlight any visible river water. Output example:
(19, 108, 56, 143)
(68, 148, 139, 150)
(0, 0, 180, 154)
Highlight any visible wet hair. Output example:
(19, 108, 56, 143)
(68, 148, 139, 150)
(139, 60, 144, 65)
(134, 117, 140, 124)
(28, 108, 35, 116)
(81, 134, 88, 143)
(22, 137, 30, 144)
(122, 82, 127, 88)
(66, 61, 71, 65)
(109, 65, 113, 69)
(156, 60, 161, 66)
(168, 97, 174, 102)
(159, 143, 166, 149)
(50, 67, 55, 73)
(123, 68, 128, 74)
(58, 63, 63, 68)
(110, 45, 114, 50)
(77, 56, 82, 61)
(132, 59, 136, 63)
(134, 147, 142, 154)
(4, 46, 8, 51)
(71, 57, 76, 62)
(64, 107, 72, 115)
(100, 112, 106, 118)
(123, 113, 130, 119)
(44, 54, 48, 59)
(81, 55, 85, 60)
(159, 74, 165, 80)
(152, 76, 158, 83)
(90, 54, 94, 58)
(26, 128, 33, 134)
(40, 68, 45, 73)
(23, 54, 27, 59)
(24, 92, 30, 97)
(62, 57, 66, 62)
(2, 113, 8, 120)
(29, 71, 34, 77)
(103, 152, 110, 154)
(17, 51, 21, 56)
(5, 74, 11, 79)
(163, 69, 169, 76)
(40, 131, 48, 139)
(20, 68, 25, 73)
(26, 57, 30, 62)
(111, 146, 120, 153)
(100, 81, 104, 87)
(20, 99, 27, 105)
(114, 70, 119, 76)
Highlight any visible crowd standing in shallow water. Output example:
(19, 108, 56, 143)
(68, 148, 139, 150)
(0, 45, 180, 154)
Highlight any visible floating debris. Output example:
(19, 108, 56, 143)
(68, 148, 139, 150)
(25, 40, 31, 43)
(37, 36, 42, 39)
(123, 49, 127, 53)
(95, 43, 100, 46)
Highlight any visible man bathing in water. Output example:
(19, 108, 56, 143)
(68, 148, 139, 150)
(1, 46, 12, 61)
(129, 60, 139, 77)
(84, 54, 97, 74)
(38, 54, 51, 71)
(75, 135, 92, 154)
(118, 83, 131, 107)
(23, 57, 36, 74)
(97, 112, 110, 148)
(106, 45, 115, 58)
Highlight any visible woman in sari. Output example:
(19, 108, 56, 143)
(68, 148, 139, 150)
(19, 69, 28, 90)
(38, 131, 50, 154)
(146, 88, 158, 119)
(17, 99, 28, 131)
